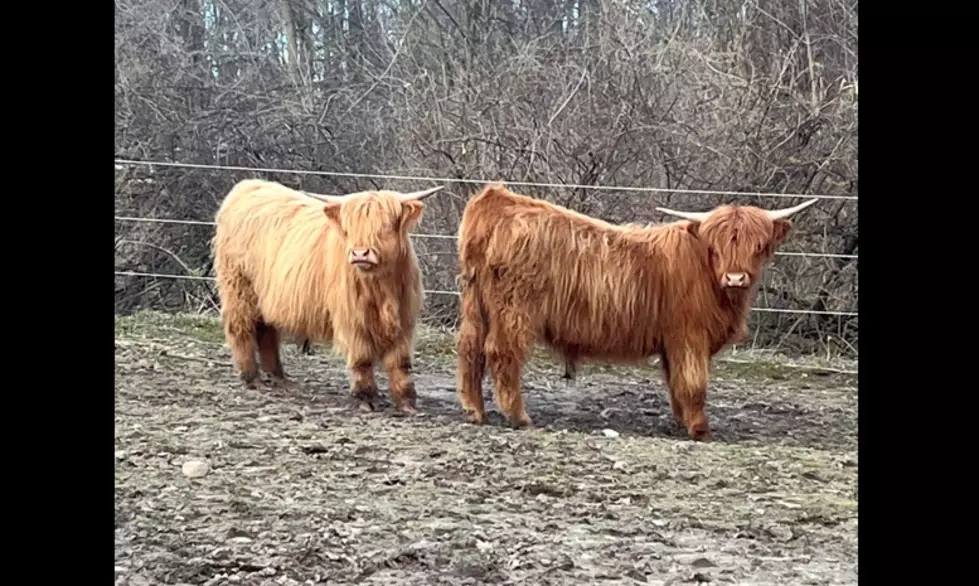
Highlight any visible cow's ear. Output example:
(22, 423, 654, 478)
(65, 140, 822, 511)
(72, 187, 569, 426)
(683, 220, 701, 239)
(399, 200, 425, 232)
(323, 203, 343, 230)
(772, 219, 792, 246)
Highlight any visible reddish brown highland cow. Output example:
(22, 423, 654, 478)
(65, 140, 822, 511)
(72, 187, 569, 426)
(455, 183, 817, 441)
(211, 179, 443, 412)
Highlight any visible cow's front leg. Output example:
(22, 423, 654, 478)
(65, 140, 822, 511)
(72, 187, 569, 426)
(347, 354, 380, 412)
(663, 341, 712, 442)
(382, 339, 418, 414)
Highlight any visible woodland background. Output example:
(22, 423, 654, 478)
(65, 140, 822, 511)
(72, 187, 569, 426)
(114, 0, 858, 357)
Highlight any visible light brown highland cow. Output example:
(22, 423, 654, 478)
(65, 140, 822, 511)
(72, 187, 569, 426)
(211, 178, 442, 412)
(455, 183, 817, 441)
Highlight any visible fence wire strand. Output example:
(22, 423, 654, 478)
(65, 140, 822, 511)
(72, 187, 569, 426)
(114, 270, 858, 317)
(116, 161, 857, 319)
(114, 159, 858, 201)
(114, 216, 860, 260)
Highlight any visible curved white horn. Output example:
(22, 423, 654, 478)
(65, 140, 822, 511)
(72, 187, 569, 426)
(655, 207, 711, 222)
(398, 186, 444, 201)
(766, 198, 819, 220)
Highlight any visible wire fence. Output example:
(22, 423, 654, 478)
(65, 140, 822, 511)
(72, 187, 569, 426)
(114, 270, 858, 317)
(115, 159, 858, 321)
(113, 159, 859, 201)
(114, 216, 859, 260)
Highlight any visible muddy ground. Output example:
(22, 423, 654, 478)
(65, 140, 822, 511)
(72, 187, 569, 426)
(115, 311, 858, 586)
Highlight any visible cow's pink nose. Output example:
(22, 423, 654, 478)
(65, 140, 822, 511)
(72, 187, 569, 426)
(349, 248, 377, 268)
(723, 272, 749, 287)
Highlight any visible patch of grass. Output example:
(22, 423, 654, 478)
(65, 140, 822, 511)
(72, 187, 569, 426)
(413, 325, 458, 356)
(116, 310, 225, 343)
(711, 359, 856, 388)
(115, 310, 855, 387)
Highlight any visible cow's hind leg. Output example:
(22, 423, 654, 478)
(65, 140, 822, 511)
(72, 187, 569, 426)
(218, 271, 263, 389)
(562, 350, 578, 382)
(662, 342, 712, 441)
(658, 352, 685, 429)
(457, 288, 487, 423)
(299, 339, 314, 354)
(485, 318, 534, 429)
(562, 361, 577, 380)
(381, 338, 419, 414)
(257, 321, 296, 389)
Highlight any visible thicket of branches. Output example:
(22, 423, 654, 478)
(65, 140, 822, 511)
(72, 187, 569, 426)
(115, 0, 858, 358)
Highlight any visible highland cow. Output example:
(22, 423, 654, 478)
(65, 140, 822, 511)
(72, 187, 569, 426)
(211, 179, 443, 412)
(455, 183, 817, 441)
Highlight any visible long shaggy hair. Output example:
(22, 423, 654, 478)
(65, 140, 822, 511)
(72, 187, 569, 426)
(455, 183, 816, 441)
(212, 178, 438, 412)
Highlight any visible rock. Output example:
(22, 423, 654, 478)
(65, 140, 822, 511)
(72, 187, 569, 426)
(125, 575, 155, 586)
(602, 429, 620, 438)
(612, 461, 627, 471)
(181, 459, 210, 478)
(676, 554, 715, 567)
(767, 524, 794, 542)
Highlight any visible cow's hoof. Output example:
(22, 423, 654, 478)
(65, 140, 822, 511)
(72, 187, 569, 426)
(397, 403, 419, 414)
(270, 377, 298, 390)
(688, 428, 712, 442)
(511, 414, 534, 429)
(243, 378, 269, 390)
(464, 410, 484, 425)
(352, 385, 380, 410)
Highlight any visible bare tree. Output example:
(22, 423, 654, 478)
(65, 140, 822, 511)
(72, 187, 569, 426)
(115, 0, 858, 357)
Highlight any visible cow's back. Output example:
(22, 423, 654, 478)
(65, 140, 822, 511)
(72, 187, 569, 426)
(460, 186, 695, 361)
(213, 180, 343, 338)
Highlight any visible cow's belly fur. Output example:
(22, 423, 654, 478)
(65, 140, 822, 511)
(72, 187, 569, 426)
(256, 298, 334, 346)
(261, 294, 409, 359)
(539, 315, 663, 365)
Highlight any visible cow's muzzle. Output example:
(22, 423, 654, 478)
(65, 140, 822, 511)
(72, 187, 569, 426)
(349, 248, 379, 270)
(721, 272, 750, 288)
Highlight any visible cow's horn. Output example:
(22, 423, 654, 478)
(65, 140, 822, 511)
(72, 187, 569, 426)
(655, 207, 711, 222)
(398, 186, 444, 201)
(765, 198, 819, 220)
(308, 193, 348, 203)
(302, 189, 352, 204)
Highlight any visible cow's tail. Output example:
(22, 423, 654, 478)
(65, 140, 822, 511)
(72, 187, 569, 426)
(456, 266, 488, 399)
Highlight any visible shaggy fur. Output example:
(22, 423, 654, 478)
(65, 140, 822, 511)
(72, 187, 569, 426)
(455, 183, 816, 441)
(212, 179, 429, 412)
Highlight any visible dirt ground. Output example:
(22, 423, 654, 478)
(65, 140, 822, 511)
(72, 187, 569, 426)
(115, 311, 858, 586)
